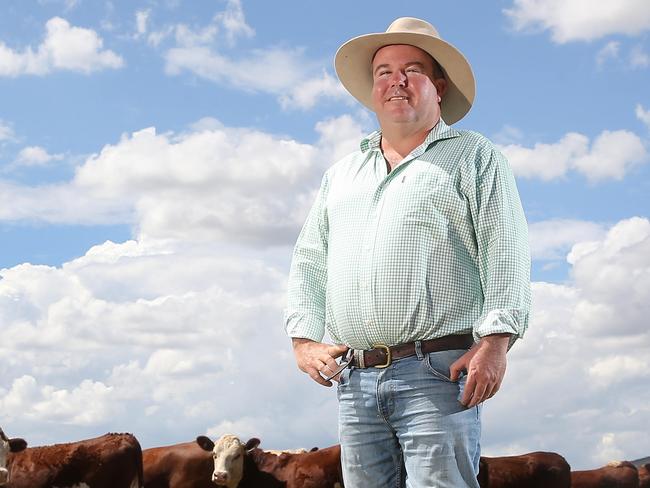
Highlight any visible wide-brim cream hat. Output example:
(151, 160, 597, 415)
(335, 17, 475, 125)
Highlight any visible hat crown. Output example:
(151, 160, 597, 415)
(386, 17, 440, 38)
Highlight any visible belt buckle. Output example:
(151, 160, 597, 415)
(372, 344, 392, 368)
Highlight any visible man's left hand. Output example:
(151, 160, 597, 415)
(449, 333, 511, 407)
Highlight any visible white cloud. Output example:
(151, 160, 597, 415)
(13, 146, 64, 167)
(596, 41, 620, 66)
(501, 132, 588, 181)
(135, 9, 151, 37)
(214, 0, 255, 44)
(0, 237, 337, 449)
(501, 129, 647, 182)
(0, 17, 123, 77)
(637, 104, 650, 130)
(528, 219, 606, 260)
(0, 376, 116, 426)
(165, 45, 349, 110)
(567, 216, 650, 336)
(0, 120, 15, 142)
(630, 45, 650, 68)
(571, 130, 647, 182)
(0, 116, 367, 244)
(505, 0, 650, 43)
(279, 71, 350, 110)
(484, 217, 650, 467)
(155, 2, 342, 110)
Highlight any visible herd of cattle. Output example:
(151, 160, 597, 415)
(1, 426, 649, 487)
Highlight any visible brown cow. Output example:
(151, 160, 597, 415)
(196, 434, 342, 488)
(639, 463, 650, 488)
(0, 428, 27, 486)
(477, 451, 571, 487)
(6, 432, 143, 488)
(571, 460, 639, 488)
(143, 440, 214, 488)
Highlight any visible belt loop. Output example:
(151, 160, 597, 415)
(354, 349, 366, 369)
(414, 340, 424, 360)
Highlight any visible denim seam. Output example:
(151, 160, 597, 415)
(376, 369, 391, 425)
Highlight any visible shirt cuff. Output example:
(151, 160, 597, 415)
(284, 311, 325, 343)
(473, 309, 523, 349)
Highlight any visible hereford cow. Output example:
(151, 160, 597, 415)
(571, 460, 639, 488)
(6, 432, 143, 488)
(639, 463, 650, 488)
(477, 451, 571, 487)
(0, 428, 27, 486)
(143, 440, 214, 488)
(196, 434, 342, 488)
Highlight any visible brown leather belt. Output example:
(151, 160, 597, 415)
(350, 334, 474, 369)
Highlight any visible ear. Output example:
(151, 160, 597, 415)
(10, 438, 27, 453)
(433, 77, 448, 99)
(244, 438, 260, 451)
(196, 436, 215, 452)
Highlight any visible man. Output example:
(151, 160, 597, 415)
(284, 17, 530, 488)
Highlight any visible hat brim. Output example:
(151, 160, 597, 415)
(334, 32, 475, 125)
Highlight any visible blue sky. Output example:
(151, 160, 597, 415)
(1, 0, 649, 471)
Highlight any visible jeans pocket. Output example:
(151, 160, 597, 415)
(337, 366, 352, 389)
(424, 349, 466, 383)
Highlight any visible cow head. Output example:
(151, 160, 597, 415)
(196, 434, 260, 488)
(0, 428, 27, 486)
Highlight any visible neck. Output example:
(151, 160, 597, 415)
(380, 119, 438, 170)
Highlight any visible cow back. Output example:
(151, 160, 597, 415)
(571, 461, 639, 488)
(479, 451, 571, 488)
(242, 444, 343, 488)
(7, 432, 142, 488)
(143, 441, 214, 488)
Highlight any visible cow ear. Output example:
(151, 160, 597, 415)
(244, 438, 260, 451)
(9, 438, 27, 453)
(196, 436, 215, 452)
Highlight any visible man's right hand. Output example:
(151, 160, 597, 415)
(291, 338, 349, 387)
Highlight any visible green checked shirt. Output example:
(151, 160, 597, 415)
(285, 119, 530, 350)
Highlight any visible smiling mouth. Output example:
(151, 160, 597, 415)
(387, 96, 408, 102)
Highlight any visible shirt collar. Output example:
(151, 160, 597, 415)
(360, 118, 461, 154)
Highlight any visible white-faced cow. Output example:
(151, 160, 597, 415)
(571, 460, 639, 488)
(5, 432, 143, 488)
(639, 463, 650, 488)
(143, 440, 214, 488)
(0, 428, 27, 486)
(477, 451, 571, 487)
(196, 434, 342, 488)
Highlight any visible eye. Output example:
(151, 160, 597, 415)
(406, 67, 422, 74)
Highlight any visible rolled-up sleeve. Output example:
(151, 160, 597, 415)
(284, 173, 330, 342)
(464, 137, 531, 347)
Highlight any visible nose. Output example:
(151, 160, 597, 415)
(390, 69, 407, 87)
(0, 467, 8, 485)
(212, 471, 229, 485)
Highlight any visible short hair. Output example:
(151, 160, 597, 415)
(429, 54, 446, 81)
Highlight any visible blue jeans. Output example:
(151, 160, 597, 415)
(337, 347, 481, 488)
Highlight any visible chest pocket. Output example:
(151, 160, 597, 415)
(395, 166, 454, 228)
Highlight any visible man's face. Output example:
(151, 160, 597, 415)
(371, 44, 446, 130)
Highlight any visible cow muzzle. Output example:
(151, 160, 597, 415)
(212, 471, 229, 486)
